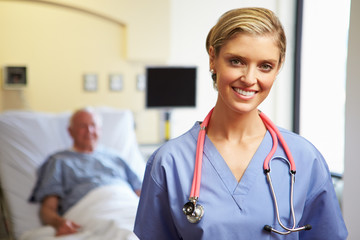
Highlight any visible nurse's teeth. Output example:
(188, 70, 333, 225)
(235, 88, 255, 96)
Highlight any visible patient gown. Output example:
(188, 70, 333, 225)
(30, 147, 142, 215)
(134, 122, 348, 240)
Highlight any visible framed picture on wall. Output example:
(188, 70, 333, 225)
(83, 74, 98, 92)
(2, 66, 27, 90)
(109, 74, 123, 91)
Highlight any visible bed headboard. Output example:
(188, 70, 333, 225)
(0, 107, 145, 239)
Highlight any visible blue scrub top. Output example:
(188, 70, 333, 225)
(134, 122, 348, 240)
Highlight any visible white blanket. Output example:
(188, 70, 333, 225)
(20, 184, 139, 240)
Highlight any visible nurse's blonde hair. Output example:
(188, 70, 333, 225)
(206, 7, 287, 85)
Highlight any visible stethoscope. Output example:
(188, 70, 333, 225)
(182, 108, 312, 235)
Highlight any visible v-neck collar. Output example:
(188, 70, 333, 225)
(203, 130, 272, 196)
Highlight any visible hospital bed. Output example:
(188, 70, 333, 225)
(0, 107, 146, 240)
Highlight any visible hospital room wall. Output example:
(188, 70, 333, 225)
(343, 0, 360, 238)
(0, 0, 295, 144)
(0, 0, 170, 143)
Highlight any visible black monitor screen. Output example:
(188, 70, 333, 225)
(146, 66, 197, 108)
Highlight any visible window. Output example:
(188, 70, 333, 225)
(300, 0, 351, 173)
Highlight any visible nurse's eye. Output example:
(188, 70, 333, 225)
(230, 59, 245, 66)
(260, 63, 274, 72)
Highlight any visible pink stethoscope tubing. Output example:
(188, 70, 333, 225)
(185, 108, 312, 234)
(189, 108, 295, 199)
(190, 108, 213, 198)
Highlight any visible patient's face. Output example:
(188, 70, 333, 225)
(68, 111, 100, 153)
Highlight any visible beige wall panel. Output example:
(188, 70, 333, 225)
(0, 0, 170, 143)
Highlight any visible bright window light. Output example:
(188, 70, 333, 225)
(300, 0, 351, 173)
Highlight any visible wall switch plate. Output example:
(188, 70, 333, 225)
(109, 74, 123, 91)
(83, 74, 98, 91)
(136, 74, 146, 91)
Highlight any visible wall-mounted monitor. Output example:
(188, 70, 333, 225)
(145, 66, 197, 108)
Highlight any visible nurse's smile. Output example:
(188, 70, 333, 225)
(210, 32, 281, 114)
(233, 87, 257, 100)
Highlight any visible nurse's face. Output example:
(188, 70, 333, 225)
(210, 33, 282, 114)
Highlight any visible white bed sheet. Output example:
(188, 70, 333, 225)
(20, 184, 139, 240)
(0, 107, 145, 239)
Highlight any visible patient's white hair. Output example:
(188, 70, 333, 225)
(69, 107, 103, 128)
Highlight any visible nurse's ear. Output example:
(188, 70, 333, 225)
(208, 46, 216, 71)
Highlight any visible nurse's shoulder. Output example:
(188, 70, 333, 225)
(278, 127, 331, 183)
(146, 122, 199, 170)
(278, 127, 325, 160)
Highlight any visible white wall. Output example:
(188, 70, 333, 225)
(168, 0, 296, 139)
(343, 0, 360, 238)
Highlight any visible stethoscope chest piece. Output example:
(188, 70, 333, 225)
(183, 200, 204, 223)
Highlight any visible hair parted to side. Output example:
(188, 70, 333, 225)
(206, 7, 287, 84)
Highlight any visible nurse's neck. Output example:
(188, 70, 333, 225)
(207, 108, 266, 143)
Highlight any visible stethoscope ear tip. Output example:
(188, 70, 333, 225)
(304, 224, 312, 230)
(263, 224, 312, 234)
(263, 225, 272, 232)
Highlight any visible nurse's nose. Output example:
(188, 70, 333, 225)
(240, 66, 257, 86)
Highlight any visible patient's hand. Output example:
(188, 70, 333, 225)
(55, 219, 81, 236)
(40, 196, 82, 236)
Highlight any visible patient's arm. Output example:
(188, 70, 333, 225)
(40, 195, 81, 236)
(135, 189, 141, 197)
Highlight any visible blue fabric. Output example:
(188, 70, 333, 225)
(30, 146, 141, 215)
(134, 122, 348, 240)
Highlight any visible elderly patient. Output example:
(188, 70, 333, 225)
(29, 108, 142, 236)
